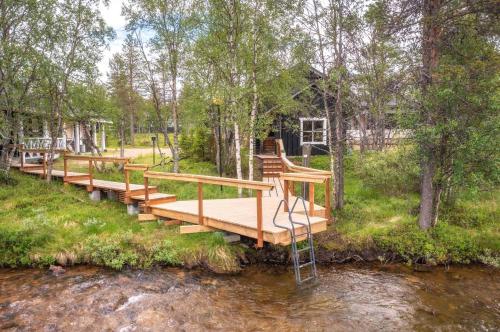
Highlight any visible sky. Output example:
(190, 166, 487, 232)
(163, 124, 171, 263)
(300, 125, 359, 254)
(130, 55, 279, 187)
(98, 0, 127, 81)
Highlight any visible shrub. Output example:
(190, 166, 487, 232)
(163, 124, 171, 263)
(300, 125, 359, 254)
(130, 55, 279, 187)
(180, 126, 212, 161)
(0, 225, 53, 267)
(355, 147, 420, 195)
(0, 171, 18, 186)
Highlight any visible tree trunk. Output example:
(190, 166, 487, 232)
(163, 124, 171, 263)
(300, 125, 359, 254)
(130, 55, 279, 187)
(418, 0, 442, 229)
(171, 73, 180, 173)
(248, 4, 259, 182)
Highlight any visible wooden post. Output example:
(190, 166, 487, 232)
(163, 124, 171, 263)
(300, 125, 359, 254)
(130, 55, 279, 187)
(290, 180, 295, 196)
(302, 144, 311, 199)
(284, 179, 289, 212)
(144, 176, 149, 211)
(124, 169, 130, 194)
(257, 190, 263, 248)
(325, 178, 331, 222)
(198, 182, 203, 225)
(88, 160, 93, 191)
(309, 182, 315, 216)
(63, 157, 68, 177)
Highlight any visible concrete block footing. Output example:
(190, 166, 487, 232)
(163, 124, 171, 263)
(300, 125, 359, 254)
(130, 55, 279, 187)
(89, 190, 101, 201)
(107, 190, 118, 201)
(127, 203, 140, 215)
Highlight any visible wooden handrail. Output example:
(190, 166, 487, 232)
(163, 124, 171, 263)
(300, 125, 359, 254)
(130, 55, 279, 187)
(144, 171, 273, 248)
(275, 139, 332, 220)
(124, 164, 150, 171)
(144, 171, 274, 191)
(64, 155, 130, 163)
(280, 172, 330, 183)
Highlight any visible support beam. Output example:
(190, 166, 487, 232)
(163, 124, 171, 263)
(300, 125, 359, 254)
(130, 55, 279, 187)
(198, 182, 203, 225)
(257, 190, 263, 248)
(180, 225, 215, 234)
(309, 183, 315, 216)
(284, 180, 289, 212)
(138, 213, 156, 221)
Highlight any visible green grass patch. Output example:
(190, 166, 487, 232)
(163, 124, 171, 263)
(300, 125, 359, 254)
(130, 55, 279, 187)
(0, 171, 240, 272)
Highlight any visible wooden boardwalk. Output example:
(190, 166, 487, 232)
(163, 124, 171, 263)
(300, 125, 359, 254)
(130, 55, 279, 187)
(11, 140, 332, 247)
(151, 196, 327, 245)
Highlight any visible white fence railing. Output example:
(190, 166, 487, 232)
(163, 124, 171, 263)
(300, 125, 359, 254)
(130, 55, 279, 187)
(23, 137, 66, 150)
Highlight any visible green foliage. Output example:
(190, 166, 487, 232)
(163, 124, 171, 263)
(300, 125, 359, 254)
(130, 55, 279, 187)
(180, 126, 212, 161)
(354, 147, 420, 195)
(82, 233, 138, 270)
(0, 170, 239, 271)
(0, 172, 18, 186)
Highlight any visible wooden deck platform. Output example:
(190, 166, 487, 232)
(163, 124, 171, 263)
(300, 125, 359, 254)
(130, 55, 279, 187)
(151, 196, 328, 245)
(10, 142, 332, 247)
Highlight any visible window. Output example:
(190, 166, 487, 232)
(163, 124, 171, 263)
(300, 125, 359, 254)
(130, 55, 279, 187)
(300, 117, 327, 145)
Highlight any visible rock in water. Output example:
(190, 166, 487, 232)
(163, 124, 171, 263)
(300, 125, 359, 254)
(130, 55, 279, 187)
(49, 265, 66, 276)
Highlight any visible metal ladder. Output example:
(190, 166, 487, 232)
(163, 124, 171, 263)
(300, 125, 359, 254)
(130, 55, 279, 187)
(273, 196, 318, 285)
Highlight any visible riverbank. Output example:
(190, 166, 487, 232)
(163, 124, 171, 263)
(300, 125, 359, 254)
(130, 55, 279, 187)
(0, 149, 498, 272)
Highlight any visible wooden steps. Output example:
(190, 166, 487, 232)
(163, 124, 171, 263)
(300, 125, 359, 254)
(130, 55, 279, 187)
(256, 155, 283, 177)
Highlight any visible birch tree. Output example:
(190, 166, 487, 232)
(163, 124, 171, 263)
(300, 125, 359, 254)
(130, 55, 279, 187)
(125, 0, 200, 173)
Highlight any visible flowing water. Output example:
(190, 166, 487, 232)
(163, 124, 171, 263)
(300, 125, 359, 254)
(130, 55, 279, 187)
(0, 264, 498, 331)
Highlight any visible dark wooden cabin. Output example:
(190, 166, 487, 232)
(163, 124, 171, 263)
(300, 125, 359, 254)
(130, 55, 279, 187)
(256, 67, 334, 157)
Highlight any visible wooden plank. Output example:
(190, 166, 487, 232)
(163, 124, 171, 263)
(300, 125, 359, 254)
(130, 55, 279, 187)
(256, 190, 263, 248)
(138, 214, 157, 221)
(124, 164, 149, 171)
(198, 182, 203, 225)
(309, 183, 315, 216)
(284, 180, 289, 212)
(179, 225, 215, 234)
(144, 171, 274, 191)
(280, 172, 330, 183)
(64, 155, 130, 163)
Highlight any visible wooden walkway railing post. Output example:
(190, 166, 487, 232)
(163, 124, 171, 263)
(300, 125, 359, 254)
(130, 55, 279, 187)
(325, 179, 331, 221)
(283, 179, 289, 212)
(198, 182, 203, 225)
(88, 160, 93, 191)
(144, 176, 150, 212)
(256, 190, 263, 247)
(309, 183, 315, 216)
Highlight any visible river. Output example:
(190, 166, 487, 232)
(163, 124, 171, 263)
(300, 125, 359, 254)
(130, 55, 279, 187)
(0, 264, 498, 331)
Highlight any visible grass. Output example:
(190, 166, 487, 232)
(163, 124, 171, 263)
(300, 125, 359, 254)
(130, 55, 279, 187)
(307, 152, 499, 267)
(1, 146, 498, 270)
(0, 171, 241, 272)
(102, 132, 174, 149)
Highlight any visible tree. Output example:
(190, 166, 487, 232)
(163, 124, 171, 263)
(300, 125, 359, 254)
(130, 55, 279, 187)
(124, 0, 200, 173)
(41, 0, 113, 182)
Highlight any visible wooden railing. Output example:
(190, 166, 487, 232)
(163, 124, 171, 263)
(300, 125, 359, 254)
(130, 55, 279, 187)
(143, 171, 274, 247)
(64, 155, 131, 191)
(18, 146, 69, 178)
(275, 139, 332, 220)
(123, 164, 150, 197)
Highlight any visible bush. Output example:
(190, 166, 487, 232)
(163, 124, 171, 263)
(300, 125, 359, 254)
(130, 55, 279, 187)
(0, 225, 53, 267)
(0, 171, 18, 186)
(180, 126, 212, 161)
(355, 147, 420, 195)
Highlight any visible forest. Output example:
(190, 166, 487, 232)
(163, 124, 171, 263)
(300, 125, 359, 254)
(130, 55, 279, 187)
(0, 0, 499, 269)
